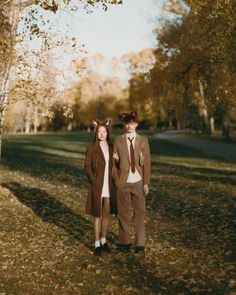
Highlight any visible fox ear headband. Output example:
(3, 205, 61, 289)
(92, 119, 112, 129)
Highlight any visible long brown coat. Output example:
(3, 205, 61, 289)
(84, 142, 117, 217)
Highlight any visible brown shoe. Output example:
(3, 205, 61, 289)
(116, 243, 132, 252)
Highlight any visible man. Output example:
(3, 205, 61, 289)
(112, 111, 151, 253)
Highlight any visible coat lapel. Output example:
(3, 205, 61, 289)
(134, 134, 141, 162)
(121, 134, 130, 162)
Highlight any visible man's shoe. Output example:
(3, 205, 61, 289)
(101, 242, 111, 253)
(135, 246, 145, 253)
(116, 243, 132, 252)
(94, 246, 102, 256)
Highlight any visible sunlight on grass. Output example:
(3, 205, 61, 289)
(152, 155, 236, 172)
(0, 132, 235, 294)
(23, 145, 86, 159)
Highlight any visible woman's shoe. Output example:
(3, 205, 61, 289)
(101, 243, 111, 253)
(94, 246, 102, 256)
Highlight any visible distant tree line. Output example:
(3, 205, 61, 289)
(2, 0, 236, 141)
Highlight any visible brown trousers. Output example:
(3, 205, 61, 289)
(117, 180, 145, 246)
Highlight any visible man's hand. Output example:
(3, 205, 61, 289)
(143, 184, 149, 196)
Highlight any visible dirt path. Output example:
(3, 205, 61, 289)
(156, 130, 236, 162)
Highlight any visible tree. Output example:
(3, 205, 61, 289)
(65, 72, 127, 129)
(149, 0, 236, 137)
(0, 0, 123, 157)
(124, 49, 156, 128)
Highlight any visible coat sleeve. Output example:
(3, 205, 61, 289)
(84, 143, 94, 183)
(112, 137, 120, 181)
(142, 137, 151, 185)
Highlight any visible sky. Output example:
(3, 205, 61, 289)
(56, 0, 163, 58)
(19, 0, 164, 88)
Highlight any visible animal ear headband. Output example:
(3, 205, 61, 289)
(92, 119, 112, 129)
(120, 110, 138, 123)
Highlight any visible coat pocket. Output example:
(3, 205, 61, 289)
(139, 151, 144, 166)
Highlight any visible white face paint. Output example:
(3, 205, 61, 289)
(97, 125, 107, 141)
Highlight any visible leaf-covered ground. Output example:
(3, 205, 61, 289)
(0, 132, 235, 295)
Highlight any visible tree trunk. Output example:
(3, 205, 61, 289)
(202, 108, 211, 135)
(168, 117, 173, 130)
(222, 117, 231, 140)
(198, 80, 211, 136)
(177, 121, 181, 130)
(0, 110, 4, 159)
(0, 90, 9, 158)
(33, 105, 38, 133)
(25, 109, 31, 134)
(0, 0, 22, 158)
(210, 116, 215, 134)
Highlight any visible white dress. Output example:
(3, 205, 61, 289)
(100, 141, 110, 198)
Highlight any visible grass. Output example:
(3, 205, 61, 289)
(173, 129, 236, 144)
(0, 131, 236, 294)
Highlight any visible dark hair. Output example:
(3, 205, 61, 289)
(119, 110, 138, 123)
(93, 124, 112, 145)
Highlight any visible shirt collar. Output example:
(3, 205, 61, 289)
(126, 132, 136, 140)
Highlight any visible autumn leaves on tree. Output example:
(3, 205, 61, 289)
(148, 0, 236, 137)
(0, 0, 236, 158)
(0, 0, 123, 156)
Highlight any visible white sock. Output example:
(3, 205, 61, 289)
(95, 240, 100, 248)
(100, 237, 106, 245)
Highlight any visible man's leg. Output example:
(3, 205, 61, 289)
(131, 181, 146, 247)
(117, 184, 132, 245)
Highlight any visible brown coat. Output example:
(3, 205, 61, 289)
(84, 142, 117, 217)
(112, 134, 151, 188)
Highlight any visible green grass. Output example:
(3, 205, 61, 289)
(0, 131, 236, 294)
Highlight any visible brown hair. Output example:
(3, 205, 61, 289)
(92, 119, 112, 145)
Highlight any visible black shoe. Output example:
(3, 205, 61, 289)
(101, 242, 111, 253)
(135, 246, 145, 253)
(116, 243, 132, 252)
(94, 246, 102, 256)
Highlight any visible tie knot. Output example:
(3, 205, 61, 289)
(128, 137, 134, 143)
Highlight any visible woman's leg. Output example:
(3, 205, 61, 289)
(101, 198, 110, 240)
(94, 217, 101, 246)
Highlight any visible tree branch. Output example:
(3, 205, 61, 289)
(20, 0, 59, 13)
(20, 0, 38, 11)
(0, 0, 11, 6)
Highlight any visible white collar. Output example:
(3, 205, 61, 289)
(126, 132, 136, 139)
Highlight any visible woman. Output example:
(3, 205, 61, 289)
(84, 119, 117, 256)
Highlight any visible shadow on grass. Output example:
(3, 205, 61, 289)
(147, 189, 235, 248)
(154, 161, 236, 186)
(1, 133, 235, 293)
(148, 137, 236, 164)
(2, 147, 86, 186)
(149, 137, 209, 158)
(1, 182, 95, 249)
(147, 162, 236, 260)
(110, 253, 230, 294)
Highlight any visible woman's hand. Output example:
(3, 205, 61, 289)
(113, 152, 119, 161)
